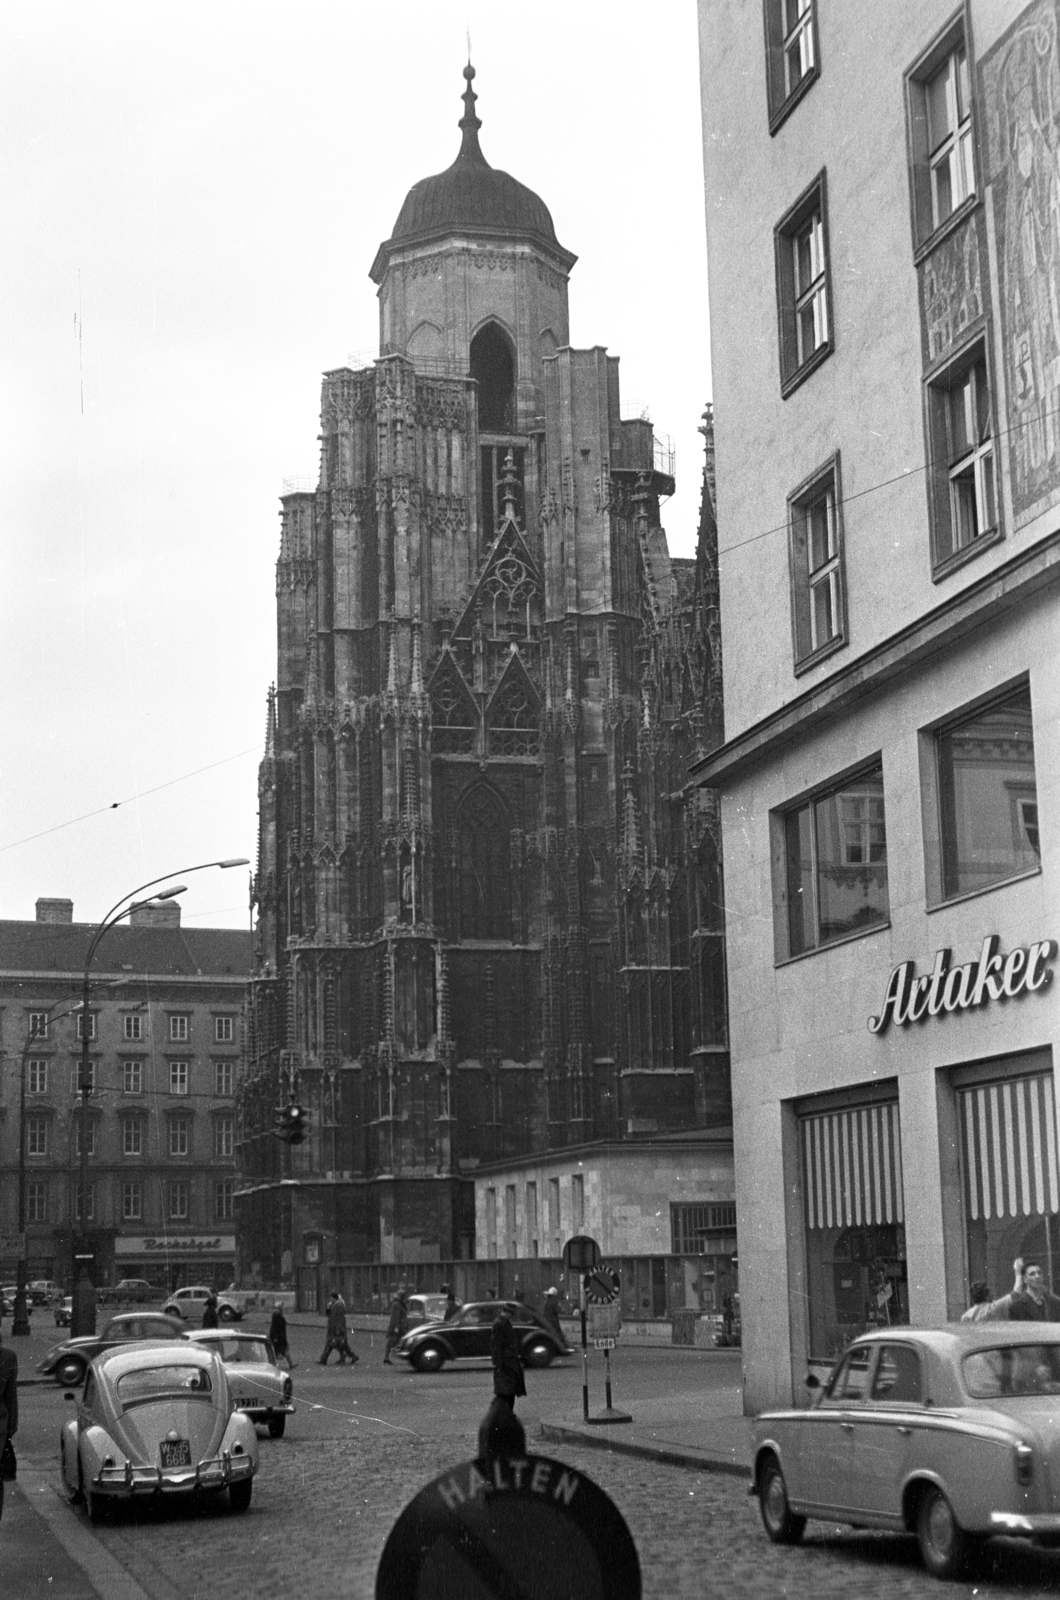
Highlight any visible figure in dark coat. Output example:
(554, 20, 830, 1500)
(383, 1291, 409, 1364)
(0, 1331, 17, 1525)
(490, 1311, 526, 1412)
(320, 1292, 357, 1365)
(202, 1295, 220, 1329)
(541, 1287, 568, 1349)
(269, 1302, 296, 1370)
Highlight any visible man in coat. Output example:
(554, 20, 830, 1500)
(490, 1310, 526, 1414)
(541, 1286, 567, 1347)
(0, 1328, 17, 1525)
(383, 1290, 409, 1364)
(319, 1291, 357, 1365)
(269, 1301, 296, 1370)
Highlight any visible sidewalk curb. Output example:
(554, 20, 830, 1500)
(14, 1464, 154, 1600)
(537, 1421, 751, 1480)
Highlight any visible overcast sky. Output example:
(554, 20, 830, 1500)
(1, 2, 710, 933)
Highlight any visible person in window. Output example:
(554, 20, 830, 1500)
(490, 1310, 526, 1415)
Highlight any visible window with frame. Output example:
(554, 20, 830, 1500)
(782, 763, 889, 957)
(671, 1202, 739, 1256)
(27, 1059, 48, 1095)
(75, 1118, 96, 1158)
(122, 1181, 142, 1222)
(122, 1116, 143, 1157)
(168, 1180, 189, 1221)
(927, 342, 997, 569)
(907, 29, 974, 246)
(123, 1060, 143, 1095)
(169, 1116, 190, 1157)
(27, 1115, 48, 1157)
(214, 1115, 234, 1159)
(27, 1179, 47, 1223)
(170, 1060, 189, 1096)
(215, 1179, 234, 1221)
(215, 1060, 233, 1097)
(76, 1011, 97, 1040)
(169, 1015, 189, 1042)
(123, 1013, 143, 1041)
(789, 457, 846, 669)
(28, 1011, 49, 1039)
(72, 1060, 96, 1096)
(775, 174, 831, 394)
(936, 683, 1039, 900)
(214, 1016, 234, 1043)
(764, 0, 819, 131)
(74, 1182, 95, 1223)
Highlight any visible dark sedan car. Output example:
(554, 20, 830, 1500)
(37, 1311, 184, 1386)
(395, 1300, 572, 1373)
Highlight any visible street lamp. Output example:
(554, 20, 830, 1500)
(70, 857, 249, 1337)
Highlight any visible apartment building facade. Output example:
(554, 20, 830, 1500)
(697, 0, 1060, 1409)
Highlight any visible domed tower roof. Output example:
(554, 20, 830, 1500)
(370, 67, 576, 283)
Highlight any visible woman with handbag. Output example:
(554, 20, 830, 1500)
(0, 1327, 17, 1524)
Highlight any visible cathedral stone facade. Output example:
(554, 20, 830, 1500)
(238, 69, 727, 1275)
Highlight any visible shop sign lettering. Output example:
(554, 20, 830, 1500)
(142, 1237, 224, 1252)
(868, 934, 1055, 1035)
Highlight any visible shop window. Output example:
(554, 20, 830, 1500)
(789, 455, 846, 671)
(779, 762, 889, 958)
(800, 1098, 908, 1359)
(926, 339, 998, 572)
(958, 1066, 1059, 1314)
(906, 22, 975, 249)
(774, 172, 832, 396)
(764, 0, 820, 133)
(929, 681, 1039, 902)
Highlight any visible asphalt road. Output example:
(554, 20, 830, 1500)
(9, 1315, 1060, 1597)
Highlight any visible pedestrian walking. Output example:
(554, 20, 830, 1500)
(269, 1301, 297, 1369)
(0, 1328, 17, 1528)
(490, 1309, 526, 1414)
(383, 1289, 409, 1364)
(319, 1291, 358, 1365)
(441, 1282, 458, 1321)
(540, 1285, 567, 1348)
(202, 1294, 220, 1329)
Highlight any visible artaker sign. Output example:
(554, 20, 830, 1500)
(868, 935, 1055, 1035)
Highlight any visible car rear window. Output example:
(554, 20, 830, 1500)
(206, 1338, 270, 1363)
(117, 1365, 214, 1407)
(964, 1344, 1060, 1397)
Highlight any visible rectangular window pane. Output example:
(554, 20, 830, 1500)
(169, 1118, 189, 1157)
(27, 1180, 47, 1223)
(170, 1061, 188, 1095)
(123, 1182, 142, 1221)
(169, 1182, 188, 1220)
(214, 1116, 234, 1158)
(939, 685, 1039, 898)
(123, 1014, 142, 1041)
(215, 1061, 233, 1097)
(122, 1118, 142, 1156)
(28, 1060, 47, 1094)
(215, 1016, 234, 1043)
(785, 805, 816, 955)
(215, 1180, 234, 1220)
(123, 1060, 143, 1095)
(170, 1016, 188, 1041)
(27, 1116, 48, 1157)
(815, 772, 889, 940)
(29, 1012, 48, 1038)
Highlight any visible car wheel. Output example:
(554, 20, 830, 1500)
(267, 1414, 286, 1438)
(229, 1479, 253, 1513)
(218, 1304, 236, 1323)
(56, 1356, 86, 1387)
(917, 1484, 966, 1579)
(523, 1338, 555, 1368)
(411, 1342, 446, 1373)
(757, 1453, 806, 1545)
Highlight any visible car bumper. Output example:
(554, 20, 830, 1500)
(93, 1450, 254, 1496)
(990, 1510, 1060, 1538)
(238, 1403, 295, 1421)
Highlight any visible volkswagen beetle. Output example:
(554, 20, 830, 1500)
(753, 1324, 1060, 1578)
(60, 1342, 257, 1520)
(395, 1299, 570, 1373)
(185, 1330, 295, 1437)
(38, 1311, 184, 1386)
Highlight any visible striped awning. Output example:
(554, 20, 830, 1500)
(959, 1074, 1059, 1221)
(801, 1102, 904, 1232)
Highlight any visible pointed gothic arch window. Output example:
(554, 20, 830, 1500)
(431, 673, 477, 754)
(470, 322, 515, 433)
(458, 784, 512, 940)
(488, 673, 540, 758)
(481, 541, 538, 639)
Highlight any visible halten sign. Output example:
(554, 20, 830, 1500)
(868, 934, 1055, 1036)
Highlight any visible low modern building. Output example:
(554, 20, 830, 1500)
(697, 0, 1060, 1409)
(0, 898, 250, 1292)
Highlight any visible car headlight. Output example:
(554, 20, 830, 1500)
(1014, 1441, 1034, 1486)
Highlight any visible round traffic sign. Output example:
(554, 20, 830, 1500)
(584, 1266, 620, 1305)
(376, 1452, 641, 1599)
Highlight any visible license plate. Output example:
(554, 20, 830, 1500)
(234, 1397, 256, 1409)
(160, 1439, 192, 1469)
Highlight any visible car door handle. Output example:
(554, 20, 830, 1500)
(896, 1425, 912, 1436)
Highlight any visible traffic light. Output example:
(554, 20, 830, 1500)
(274, 1102, 307, 1144)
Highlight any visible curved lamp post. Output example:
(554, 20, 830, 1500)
(70, 857, 249, 1336)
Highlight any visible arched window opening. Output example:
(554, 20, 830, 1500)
(489, 676, 539, 758)
(470, 323, 515, 432)
(458, 785, 512, 940)
(432, 676, 477, 754)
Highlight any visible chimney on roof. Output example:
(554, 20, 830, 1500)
(36, 898, 74, 924)
(129, 901, 182, 928)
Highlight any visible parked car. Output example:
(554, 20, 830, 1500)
(395, 1299, 571, 1373)
(37, 1312, 185, 1386)
(59, 1342, 257, 1520)
(0, 1286, 30, 1317)
(185, 1331, 295, 1437)
(161, 1286, 243, 1324)
(98, 1279, 155, 1306)
(55, 1296, 73, 1327)
(752, 1324, 1060, 1579)
(29, 1279, 64, 1306)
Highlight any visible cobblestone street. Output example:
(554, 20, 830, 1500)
(56, 1430, 1060, 1598)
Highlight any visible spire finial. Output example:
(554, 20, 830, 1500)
(459, 61, 485, 162)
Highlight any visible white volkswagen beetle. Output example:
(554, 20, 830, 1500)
(60, 1342, 258, 1521)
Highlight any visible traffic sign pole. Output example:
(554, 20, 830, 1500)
(579, 1270, 589, 1423)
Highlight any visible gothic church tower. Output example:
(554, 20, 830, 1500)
(241, 69, 728, 1273)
